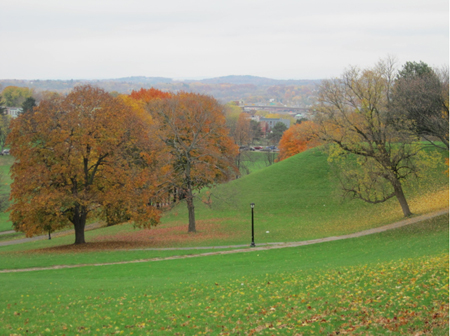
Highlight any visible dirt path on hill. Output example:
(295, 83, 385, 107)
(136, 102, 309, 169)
(0, 209, 448, 274)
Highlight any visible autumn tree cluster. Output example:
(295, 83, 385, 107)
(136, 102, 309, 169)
(8, 85, 237, 243)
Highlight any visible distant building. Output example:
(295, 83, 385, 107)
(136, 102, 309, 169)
(250, 114, 260, 122)
(259, 118, 290, 136)
(6, 107, 23, 118)
(294, 113, 310, 121)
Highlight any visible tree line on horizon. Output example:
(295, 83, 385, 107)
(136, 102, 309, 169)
(0, 76, 319, 108)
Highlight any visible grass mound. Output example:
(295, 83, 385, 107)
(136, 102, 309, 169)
(91, 146, 447, 248)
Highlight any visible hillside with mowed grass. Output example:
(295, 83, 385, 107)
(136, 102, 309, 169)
(0, 146, 447, 255)
(84, 147, 448, 247)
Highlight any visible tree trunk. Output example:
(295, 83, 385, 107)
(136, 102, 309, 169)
(186, 187, 196, 233)
(184, 161, 196, 233)
(73, 205, 87, 244)
(392, 180, 412, 217)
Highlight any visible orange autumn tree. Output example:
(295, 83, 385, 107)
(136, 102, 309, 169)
(130, 87, 171, 102)
(277, 121, 320, 161)
(146, 92, 239, 233)
(8, 85, 162, 244)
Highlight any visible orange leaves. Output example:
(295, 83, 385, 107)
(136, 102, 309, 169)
(7, 85, 163, 242)
(277, 121, 320, 161)
(146, 92, 238, 186)
(144, 91, 238, 232)
(130, 88, 171, 102)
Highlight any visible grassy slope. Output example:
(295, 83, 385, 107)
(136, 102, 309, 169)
(0, 214, 448, 335)
(157, 147, 448, 246)
(0, 148, 447, 334)
(0, 155, 13, 231)
(0, 147, 447, 259)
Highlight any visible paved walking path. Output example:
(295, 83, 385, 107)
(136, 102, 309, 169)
(0, 209, 448, 274)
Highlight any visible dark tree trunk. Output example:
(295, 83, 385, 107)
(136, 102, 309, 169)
(72, 205, 88, 244)
(184, 161, 196, 233)
(236, 152, 241, 174)
(392, 180, 412, 217)
(186, 188, 196, 233)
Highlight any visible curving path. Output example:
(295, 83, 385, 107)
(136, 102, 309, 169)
(0, 209, 448, 274)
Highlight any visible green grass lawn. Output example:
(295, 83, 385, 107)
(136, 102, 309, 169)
(0, 146, 447, 251)
(238, 151, 278, 175)
(155, 147, 448, 247)
(0, 147, 447, 335)
(0, 214, 448, 335)
(0, 155, 13, 232)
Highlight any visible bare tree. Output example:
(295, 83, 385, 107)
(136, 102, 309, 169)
(314, 58, 438, 217)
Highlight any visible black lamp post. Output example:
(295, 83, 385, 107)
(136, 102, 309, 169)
(250, 203, 255, 247)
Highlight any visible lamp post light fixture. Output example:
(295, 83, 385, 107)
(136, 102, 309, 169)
(250, 203, 255, 247)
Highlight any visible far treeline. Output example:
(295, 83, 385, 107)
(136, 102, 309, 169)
(3, 58, 449, 244)
(0, 75, 320, 107)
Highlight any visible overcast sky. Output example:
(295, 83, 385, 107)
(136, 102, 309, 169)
(1, 0, 448, 80)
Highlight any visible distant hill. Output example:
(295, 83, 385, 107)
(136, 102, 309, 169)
(0, 75, 323, 106)
(197, 75, 320, 86)
(112, 76, 173, 84)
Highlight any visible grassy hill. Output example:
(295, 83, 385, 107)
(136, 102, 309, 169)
(0, 146, 447, 249)
(137, 147, 448, 247)
(0, 147, 448, 334)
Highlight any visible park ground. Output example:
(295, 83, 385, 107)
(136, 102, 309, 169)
(0, 148, 448, 335)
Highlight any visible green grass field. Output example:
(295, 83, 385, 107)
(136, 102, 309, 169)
(0, 146, 448, 335)
(0, 154, 14, 232)
(238, 151, 278, 175)
(0, 214, 448, 335)
(142, 147, 449, 247)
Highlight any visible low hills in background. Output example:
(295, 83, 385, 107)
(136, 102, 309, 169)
(0, 75, 322, 106)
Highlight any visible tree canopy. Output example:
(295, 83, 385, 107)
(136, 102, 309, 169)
(392, 61, 449, 150)
(314, 58, 439, 217)
(277, 121, 320, 161)
(234, 113, 251, 146)
(8, 85, 162, 244)
(1, 86, 33, 107)
(268, 122, 288, 144)
(21, 96, 36, 114)
(145, 92, 238, 232)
